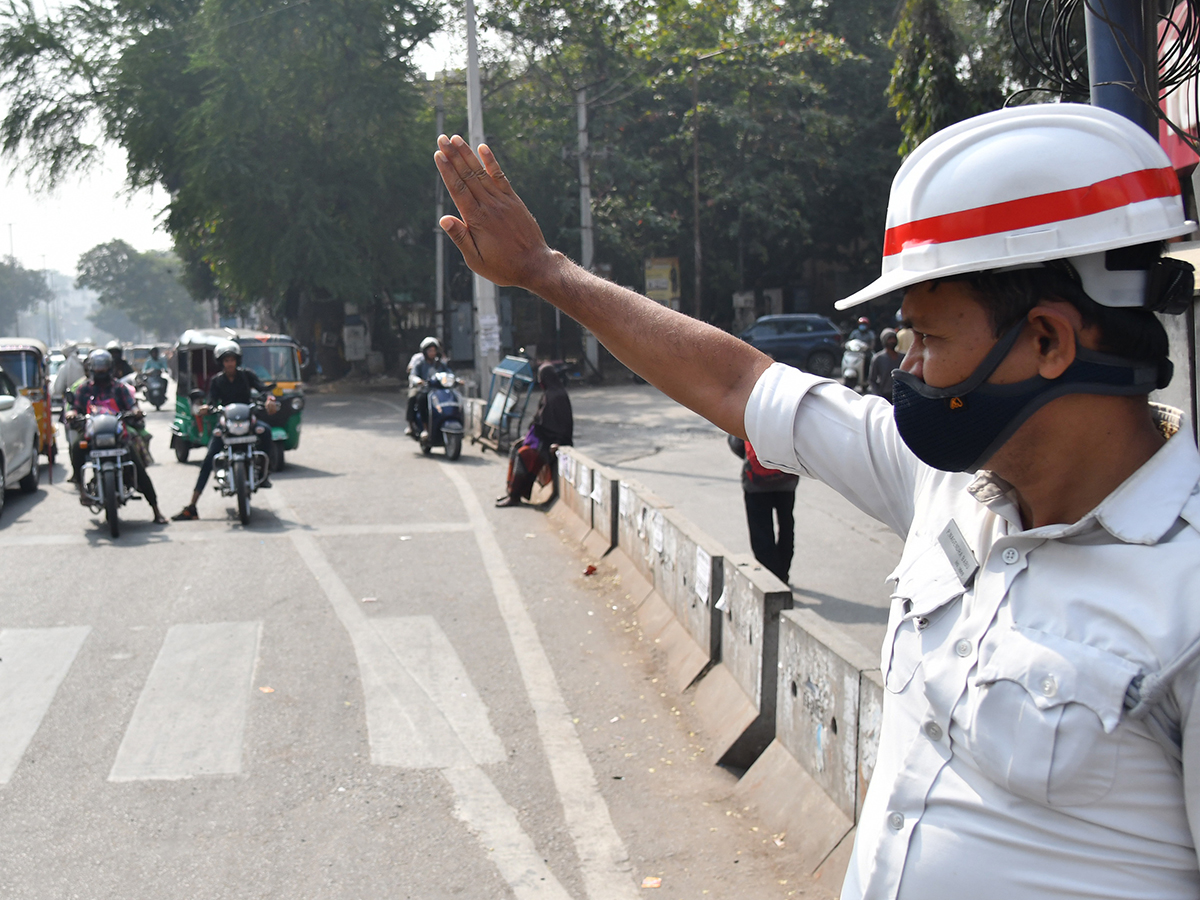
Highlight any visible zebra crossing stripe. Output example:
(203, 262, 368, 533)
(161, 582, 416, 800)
(109, 622, 261, 782)
(0, 626, 91, 785)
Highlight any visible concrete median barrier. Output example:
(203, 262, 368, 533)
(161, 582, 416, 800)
(547, 443, 887, 891)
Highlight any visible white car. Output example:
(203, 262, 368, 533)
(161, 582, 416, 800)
(0, 366, 39, 517)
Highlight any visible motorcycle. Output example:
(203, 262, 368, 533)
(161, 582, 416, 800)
(197, 387, 275, 525)
(74, 409, 144, 538)
(840, 337, 872, 392)
(410, 370, 465, 460)
(144, 370, 168, 410)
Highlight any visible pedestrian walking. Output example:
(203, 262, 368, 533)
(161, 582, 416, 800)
(728, 435, 798, 584)
(435, 101, 1200, 898)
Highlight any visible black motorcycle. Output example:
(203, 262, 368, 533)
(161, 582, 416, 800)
(74, 410, 143, 538)
(195, 387, 274, 525)
(144, 371, 168, 410)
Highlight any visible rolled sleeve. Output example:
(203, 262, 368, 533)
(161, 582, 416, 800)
(744, 362, 921, 538)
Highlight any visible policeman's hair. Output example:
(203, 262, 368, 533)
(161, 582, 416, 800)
(941, 263, 1170, 366)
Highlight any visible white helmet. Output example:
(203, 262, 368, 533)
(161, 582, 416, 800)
(214, 339, 241, 362)
(837, 103, 1196, 311)
(420, 336, 441, 352)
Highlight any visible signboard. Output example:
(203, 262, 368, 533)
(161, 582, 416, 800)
(343, 324, 367, 361)
(644, 257, 680, 309)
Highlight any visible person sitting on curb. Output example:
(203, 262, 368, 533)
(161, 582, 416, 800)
(497, 363, 573, 507)
(433, 103, 1200, 899)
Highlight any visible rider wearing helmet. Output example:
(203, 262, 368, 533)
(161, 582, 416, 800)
(848, 315, 876, 351)
(405, 336, 450, 436)
(434, 103, 1200, 896)
(106, 340, 133, 380)
(65, 349, 167, 524)
(172, 340, 279, 520)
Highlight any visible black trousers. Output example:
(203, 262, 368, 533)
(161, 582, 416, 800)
(71, 444, 158, 507)
(743, 490, 796, 585)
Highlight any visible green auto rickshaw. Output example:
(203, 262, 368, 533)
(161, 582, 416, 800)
(170, 328, 306, 468)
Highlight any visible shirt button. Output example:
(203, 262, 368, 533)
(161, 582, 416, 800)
(924, 721, 943, 741)
(955, 639, 973, 657)
(1040, 675, 1057, 697)
(1002, 547, 1020, 565)
(888, 812, 905, 831)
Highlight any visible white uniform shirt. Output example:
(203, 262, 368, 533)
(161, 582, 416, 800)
(744, 363, 1200, 900)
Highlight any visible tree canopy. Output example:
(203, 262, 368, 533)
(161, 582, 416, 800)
(76, 240, 203, 340)
(0, 257, 52, 334)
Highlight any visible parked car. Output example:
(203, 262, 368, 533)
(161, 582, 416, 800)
(0, 366, 41, 517)
(737, 314, 843, 376)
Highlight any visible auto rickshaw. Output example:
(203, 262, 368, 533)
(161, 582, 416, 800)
(0, 337, 56, 481)
(170, 328, 306, 468)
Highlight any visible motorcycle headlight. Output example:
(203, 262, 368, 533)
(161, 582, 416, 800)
(226, 418, 251, 436)
(290, 395, 304, 411)
(94, 433, 117, 448)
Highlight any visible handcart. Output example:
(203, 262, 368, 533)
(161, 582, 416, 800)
(473, 356, 535, 455)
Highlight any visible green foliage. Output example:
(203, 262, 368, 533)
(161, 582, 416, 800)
(75, 239, 203, 339)
(0, 256, 52, 333)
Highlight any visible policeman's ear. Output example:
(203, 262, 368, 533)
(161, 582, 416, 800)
(1024, 305, 1080, 380)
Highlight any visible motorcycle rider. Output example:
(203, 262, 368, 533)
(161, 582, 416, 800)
(65, 349, 168, 524)
(406, 336, 450, 437)
(847, 315, 876, 351)
(172, 340, 279, 521)
(141, 346, 169, 375)
(106, 340, 133, 380)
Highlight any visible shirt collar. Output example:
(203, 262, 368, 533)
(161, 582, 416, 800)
(966, 406, 1200, 544)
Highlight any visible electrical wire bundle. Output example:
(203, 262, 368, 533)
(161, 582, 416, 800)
(1008, 0, 1200, 151)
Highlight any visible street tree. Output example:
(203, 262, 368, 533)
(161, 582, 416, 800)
(0, 257, 52, 333)
(75, 239, 202, 340)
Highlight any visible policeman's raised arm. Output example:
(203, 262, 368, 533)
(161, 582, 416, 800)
(434, 135, 771, 439)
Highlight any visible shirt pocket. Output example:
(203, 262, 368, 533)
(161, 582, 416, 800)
(969, 624, 1141, 807)
(884, 543, 965, 694)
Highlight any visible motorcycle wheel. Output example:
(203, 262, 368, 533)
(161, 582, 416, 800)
(102, 467, 120, 538)
(234, 459, 251, 525)
(444, 432, 462, 461)
(174, 442, 189, 463)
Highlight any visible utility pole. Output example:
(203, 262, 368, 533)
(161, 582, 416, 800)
(1084, 0, 1158, 136)
(435, 74, 446, 348)
(465, 0, 501, 383)
(576, 87, 600, 376)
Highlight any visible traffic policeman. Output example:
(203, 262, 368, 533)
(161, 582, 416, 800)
(434, 103, 1200, 898)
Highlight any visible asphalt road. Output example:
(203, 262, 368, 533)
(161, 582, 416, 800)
(0, 387, 831, 900)
(568, 381, 903, 655)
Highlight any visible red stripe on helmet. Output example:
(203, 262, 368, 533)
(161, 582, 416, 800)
(883, 167, 1181, 257)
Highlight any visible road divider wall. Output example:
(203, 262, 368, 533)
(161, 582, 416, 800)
(547, 443, 883, 886)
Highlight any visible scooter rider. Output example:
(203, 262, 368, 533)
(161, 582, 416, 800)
(172, 340, 279, 521)
(406, 336, 450, 437)
(142, 346, 168, 375)
(434, 104, 1200, 898)
(106, 340, 133, 379)
(848, 315, 876, 351)
(65, 349, 168, 524)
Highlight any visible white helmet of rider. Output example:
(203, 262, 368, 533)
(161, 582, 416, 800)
(420, 336, 442, 352)
(88, 349, 113, 375)
(214, 339, 241, 363)
(836, 103, 1196, 311)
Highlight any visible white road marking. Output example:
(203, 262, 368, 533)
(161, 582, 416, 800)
(0, 626, 91, 784)
(444, 765, 573, 900)
(373, 616, 505, 766)
(266, 488, 571, 900)
(109, 621, 261, 781)
(443, 467, 639, 900)
(0, 522, 471, 548)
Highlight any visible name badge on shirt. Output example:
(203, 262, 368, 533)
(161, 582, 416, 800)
(938, 519, 979, 588)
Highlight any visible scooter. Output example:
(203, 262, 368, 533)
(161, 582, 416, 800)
(144, 371, 167, 410)
(841, 337, 871, 392)
(410, 371, 465, 460)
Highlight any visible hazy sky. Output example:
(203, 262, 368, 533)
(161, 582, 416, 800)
(0, 31, 463, 277)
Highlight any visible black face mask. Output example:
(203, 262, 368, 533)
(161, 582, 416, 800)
(891, 322, 1163, 473)
(93, 371, 112, 386)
